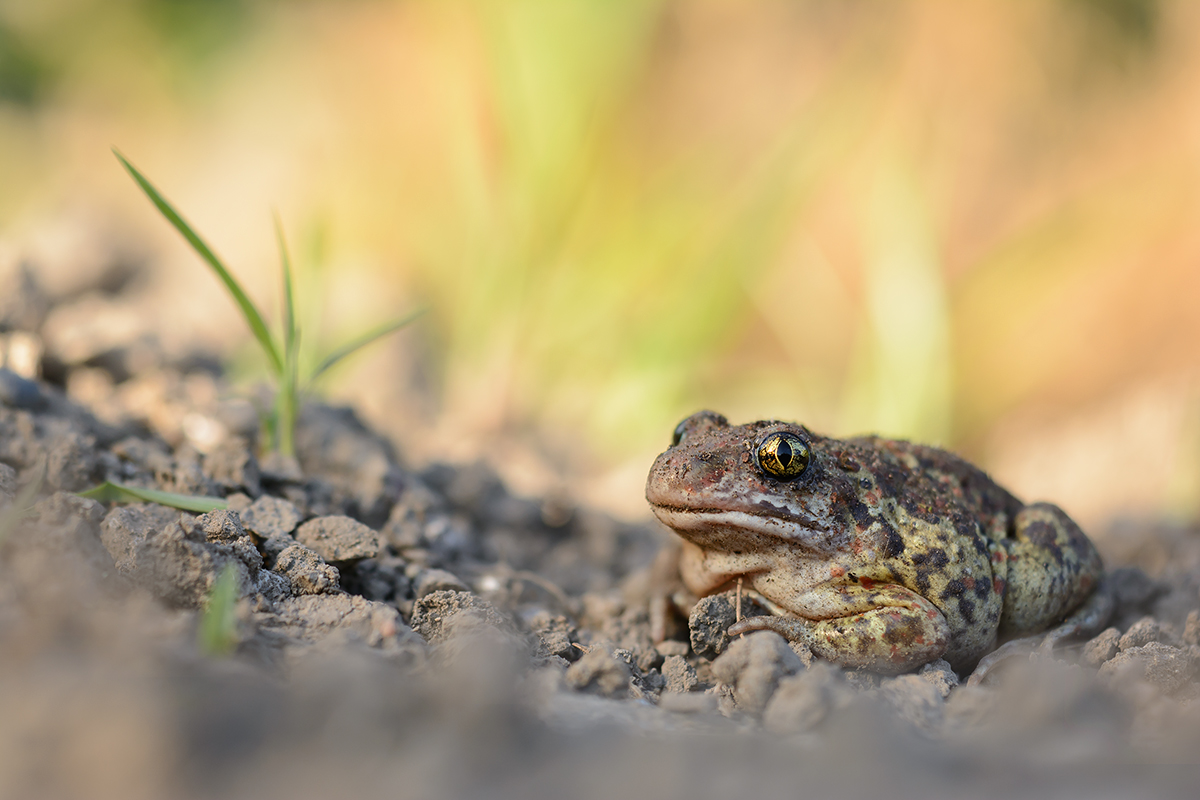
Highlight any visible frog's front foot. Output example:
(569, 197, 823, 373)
(965, 636, 1039, 685)
(728, 590, 951, 674)
(728, 614, 813, 643)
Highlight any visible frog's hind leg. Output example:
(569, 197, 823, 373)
(967, 575, 1114, 686)
(997, 502, 1105, 638)
(1037, 572, 1114, 652)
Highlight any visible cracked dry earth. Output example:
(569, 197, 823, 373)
(1, 268, 1200, 800)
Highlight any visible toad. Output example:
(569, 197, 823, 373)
(646, 411, 1111, 676)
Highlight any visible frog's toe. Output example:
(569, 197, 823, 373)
(965, 636, 1040, 685)
(728, 614, 812, 643)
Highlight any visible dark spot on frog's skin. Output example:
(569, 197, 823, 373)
(883, 525, 905, 558)
(942, 578, 965, 598)
(940, 580, 977, 624)
(973, 576, 992, 600)
(881, 613, 923, 646)
(846, 496, 876, 530)
(1023, 520, 1065, 563)
(912, 548, 949, 569)
(909, 547, 949, 594)
(756, 499, 793, 516)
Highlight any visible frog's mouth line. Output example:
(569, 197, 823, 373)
(649, 504, 833, 552)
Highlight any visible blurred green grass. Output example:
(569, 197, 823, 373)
(1, 0, 1197, 521)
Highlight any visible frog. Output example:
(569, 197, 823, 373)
(645, 410, 1111, 677)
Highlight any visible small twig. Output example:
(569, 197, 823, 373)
(735, 577, 744, 638)
(508, 569, 572, 611)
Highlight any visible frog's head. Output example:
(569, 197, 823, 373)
(645, 410, 857, 556)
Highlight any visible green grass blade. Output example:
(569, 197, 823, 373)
(113, 149, 283, 376)
(274, 212, 298, 365)
(198, 564, 240, 657)
(310, 307, 426, 382)
(78, 480, 228, 513)
(273, 213, 300, 457)
(0, 461, 45, 542)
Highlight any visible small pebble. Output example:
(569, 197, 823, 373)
(656, 639, 690, 659)
(762, 662, 843, 733)
(710, 631, 804, 716)
(295, 515, 380, 562)
(1099, 642, 1196, 695)
(1082, 628, 1121, 667)
(1183, 610, 1200, 647)
(918, 658, 960, 698)
(662, 654, 700, 693)
(413, 568, 470, 598)
(239, 495, 303, 539)
(1118, 616, 1161, 652)
(565, 642, 633, 698)
(0, 367, 42, 409)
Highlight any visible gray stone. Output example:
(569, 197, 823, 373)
(413, 567, 469, 598)
(710, 631, 805, 716)
(527, 611, 577, 661)
(688, 590, 769, 660)
(1082, 628, 1121, 667)
(918, 658, 959, 698)
(565, 641, 633, 698)
(100, 504, 184, 574)
(1109, 566, 1160, 611)
(410, 590, 511, 644)
(879, 673, 945, 730)
(45, 429, 98, 491)
(1118, 616, 1161, 651)
(193, 508, 262, 572)
(0, 461, 15, 503)
(262, 593, 416, 648)
(1099, 641, 1196, 694)
(294, 514, 379, 562)
(134, 518, 252, 609)
(274, 544, 340, 595)
(0, 368, 42, 410)
(1183, 610, 1200, 647)
(655, 639, 690, 659)
(239, 495, 303, 540)
(763, 662, 844, 733)
(202, 436, 261, 496)
(662, 654, 699, 693)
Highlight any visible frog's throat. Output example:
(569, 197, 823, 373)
(649, 505, 838, 553)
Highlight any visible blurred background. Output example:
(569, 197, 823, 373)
(0, 0, 1198, 527)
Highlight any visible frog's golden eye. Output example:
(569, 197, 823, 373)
(671, 420, 688, 447)
(755, 432, 810, 479)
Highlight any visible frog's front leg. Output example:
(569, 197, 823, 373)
(728, 584, 950, 674)
(998, 502, 1106, 637)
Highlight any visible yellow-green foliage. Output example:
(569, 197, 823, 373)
(197, 564, 239, 658)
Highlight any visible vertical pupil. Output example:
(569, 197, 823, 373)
(776, 438, 792, 467)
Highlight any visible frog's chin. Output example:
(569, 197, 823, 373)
(649, 504, 833, 552)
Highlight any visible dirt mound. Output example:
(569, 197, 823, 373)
(1, 266, 1199, 799)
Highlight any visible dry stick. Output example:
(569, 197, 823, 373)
(735, 577, 744, 638)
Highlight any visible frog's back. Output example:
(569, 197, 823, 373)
(838, 434, 1025, 545)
